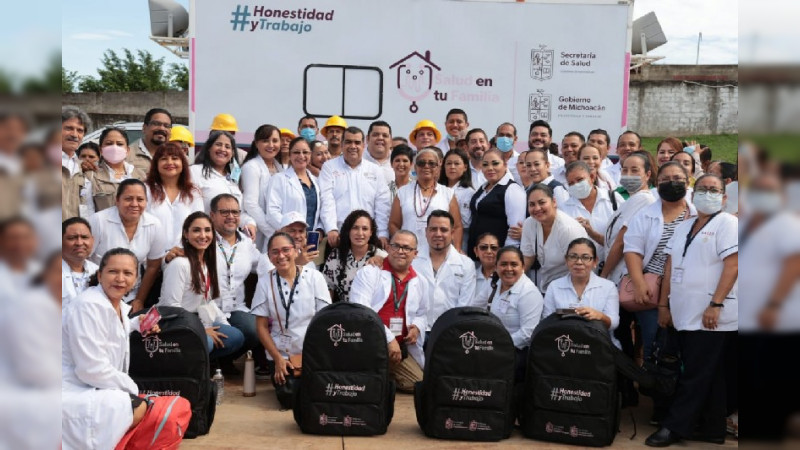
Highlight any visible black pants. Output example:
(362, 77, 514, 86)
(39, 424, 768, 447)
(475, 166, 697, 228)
(514, 346, 529, 383)
(662, 330, 734, 439)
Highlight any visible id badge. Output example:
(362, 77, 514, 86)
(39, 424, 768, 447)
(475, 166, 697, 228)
(671, 267, 684, 284)
(416, 217, 428, 237)
(277, 333, 292, 352)
(495, 298, 510, 314)
(389, 317, 403, 336)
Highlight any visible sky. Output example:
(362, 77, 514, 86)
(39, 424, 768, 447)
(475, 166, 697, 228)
(13, 0, 797, 83)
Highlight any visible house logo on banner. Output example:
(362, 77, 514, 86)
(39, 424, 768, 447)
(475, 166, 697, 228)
(389, 50, 442, 113)
(531, 45, 554, 81)
(529, 89, 552, 122)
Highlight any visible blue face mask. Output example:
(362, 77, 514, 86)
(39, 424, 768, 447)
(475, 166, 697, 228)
(228, 159, 242, 184)
(496, 136, 514, 152)
(300, 128, 316, 142)
(683, 145, 695, 154)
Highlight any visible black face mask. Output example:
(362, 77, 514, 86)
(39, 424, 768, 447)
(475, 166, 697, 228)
(657, 181, 687, 202)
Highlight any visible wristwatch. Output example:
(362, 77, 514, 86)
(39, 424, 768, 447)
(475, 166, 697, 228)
(708, 301, 724, 308)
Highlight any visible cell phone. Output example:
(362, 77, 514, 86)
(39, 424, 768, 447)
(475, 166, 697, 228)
(140, 306, 161, 336)
(306, 230, 321, 252)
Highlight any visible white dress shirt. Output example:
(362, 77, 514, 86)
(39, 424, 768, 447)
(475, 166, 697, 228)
(214, 231, 260, 315)
(146, 186, 205, 254)
(395, 182, 454, 248)
(453, 185, 476, 251)
(62, 151, 81, 177)
(414, 245, 478, 330)
(87, 207, 166, 301)
(552, 165, 567, 185)
(543, 273, 620, 346)
(349, 264, 429, 367)
(473, 266, 495, 309)
(158, 258, 229, 327)
(62, 286, 141, 450)
(189, 164, 256, 228)
(265, 168, 322, 233)
(487, 275, 543, 349)
(241, 157, 281, 248)
(665, 213, 738, 332)
(559, 188, 626, 262)
(606, 162, 621, 184)
(469, 161, 486, 188)
(61, 259, 99, 310)
(603, 189, 656, 284)
(250, 265, 331, 357)
(363, 151, 395, 187)
(318, 156, 391, 237)
(536, 175, 571, 206)
(521, 209, 588, 292)
(549, 153, 565, 169)
(474, 179, 528, 247)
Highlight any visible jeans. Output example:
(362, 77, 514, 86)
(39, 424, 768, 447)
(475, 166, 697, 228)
(206, 322, 245, 359)
(635, 308, 659, 361)
(227, 310, 260, 359)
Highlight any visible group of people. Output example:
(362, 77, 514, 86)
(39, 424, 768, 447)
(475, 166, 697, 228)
(60, 105, 739, 448)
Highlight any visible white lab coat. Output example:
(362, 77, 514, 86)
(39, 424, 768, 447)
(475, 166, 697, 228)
(214, 231, 260, 314)
(487, 275, 543, 349)
(265, 168, 322, 233)
(61, 258, 99, 310)
(624, 199, 698, 272)
(349, 264, 429, 368)
(603, 189, 656, 284)
(62, 286, 141, 450)
(190, 164, 257, 228)
(250, 265, 331, 357)
(241, 157, 282, 249)
(318, 156, 391, 237)
(146, 185, 205, 254)
(414, 245, 477, 330)
(543, 273, 620, 346)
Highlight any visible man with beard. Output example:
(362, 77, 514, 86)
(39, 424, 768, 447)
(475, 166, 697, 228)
(363, 120, 395, 184)
(528, 119, 564, 170)
(126, 108, 173, 173)
(552, 131, 585, 185)
(321, 115, 347, 158)
(467, 128, 513, 187)
(61, 107, 93, 219)
(412, 210, 476, 339)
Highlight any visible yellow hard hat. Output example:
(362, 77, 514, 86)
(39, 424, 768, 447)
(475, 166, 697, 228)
(280, 128, 296, 139)
(210, 113, 239, 132)
(320, 115, 348, 136)
(169, 126, 194, 147)
(409, 119, 442, 144)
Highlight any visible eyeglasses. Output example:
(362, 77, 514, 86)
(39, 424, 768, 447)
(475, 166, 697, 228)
(695, 187, 723, 194)
(416, 160, 438, 168)
(477, 244, 499, 252)
(389, 243, 416, 253)
(216, 209, 241, 217)
(268, 246, 295, 257)
(482, 160, 502, 167)
(566, 253, 594, 263)
(657, 177, 687, 184)
(147, 120, 172, 129)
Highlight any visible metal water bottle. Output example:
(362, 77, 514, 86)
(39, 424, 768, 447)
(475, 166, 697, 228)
(243, 350, 256, 397)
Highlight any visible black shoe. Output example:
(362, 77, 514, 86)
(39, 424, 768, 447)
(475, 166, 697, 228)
(645, 428, 682, 447)
(689, 432, 725, 444)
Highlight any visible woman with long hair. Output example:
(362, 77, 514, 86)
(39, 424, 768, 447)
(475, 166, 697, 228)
(85, 127, 147, 214)
(242, 124, 283, 249)
(145, 141, 204, 254)
(265, 137, 322, 238)
(578, 143, 617, 190)
(440, 148, 475, 252)
(322, 209, 387, 302)
(158, 212, 244, 357)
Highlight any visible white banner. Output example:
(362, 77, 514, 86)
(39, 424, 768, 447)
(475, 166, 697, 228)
(192, 0, 631, 148)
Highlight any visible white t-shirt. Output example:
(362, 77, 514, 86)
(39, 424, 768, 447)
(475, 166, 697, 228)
(146, 186, 205, 254)
(520, 209, 588, 292)
(665, 213, 738, 331)
(395, 182, 454, 248)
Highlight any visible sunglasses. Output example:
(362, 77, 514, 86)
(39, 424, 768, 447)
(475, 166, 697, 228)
(477, 244, 499, 252)
(416, 160, 438, 168)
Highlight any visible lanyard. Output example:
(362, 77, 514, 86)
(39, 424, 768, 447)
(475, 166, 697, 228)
(682, 212, 720, 259)
(274, 267, 301, 330)
(217, 239, 238, 286)
(392, 275, 409, 314)
(202, 269, 211, 301)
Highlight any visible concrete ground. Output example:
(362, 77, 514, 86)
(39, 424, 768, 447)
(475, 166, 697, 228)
(182, 374, 738, 449)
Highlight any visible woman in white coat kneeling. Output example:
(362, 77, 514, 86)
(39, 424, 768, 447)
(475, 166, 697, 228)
(350, 230, 429, 393)
(62, 248, 159, 450)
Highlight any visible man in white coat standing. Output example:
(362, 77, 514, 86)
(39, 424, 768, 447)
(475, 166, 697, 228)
(350, 230, 428, 393)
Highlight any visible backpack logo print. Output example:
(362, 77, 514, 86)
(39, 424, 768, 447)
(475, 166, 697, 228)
(328, 324, 344, 346)
(459, 331, 476, 354)
(144, 335, 161, 358)
(556, 334, 572, 357)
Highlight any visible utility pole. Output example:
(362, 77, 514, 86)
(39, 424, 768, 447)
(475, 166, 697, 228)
(696, 32, 702, 65)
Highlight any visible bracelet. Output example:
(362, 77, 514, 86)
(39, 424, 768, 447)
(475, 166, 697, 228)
(708, 301, 724, 308)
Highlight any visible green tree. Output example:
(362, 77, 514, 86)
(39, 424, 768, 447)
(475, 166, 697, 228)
(79, 48, 171, 92)
(62, 67, 80, 93)
(23, 52, 62, 94)
(167, 63, 189, 91)
(0, 69, 13, 94)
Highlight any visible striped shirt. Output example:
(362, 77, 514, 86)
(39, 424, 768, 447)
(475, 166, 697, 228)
(644, 209, 687, 276)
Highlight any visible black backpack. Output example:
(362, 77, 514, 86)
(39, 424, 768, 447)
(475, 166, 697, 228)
(414, 307, 516, 441)
(520, 314, 620, 447)
(293, 302, 395, 435)
(129, 306, 216, 438)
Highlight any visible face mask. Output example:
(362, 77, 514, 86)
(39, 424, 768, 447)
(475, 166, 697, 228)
(568, 179, 593, 200)
(496, 136, 514, 152)
(747, 190, 783, 214)
(657, 181, 687, 202)
(300, 128, 316, 142)
(683, 145, 696, 154)
(693, 191, 723, 214)
(228, 158, 242, 184)
(619, 175, 643, 194)
(101, 145, 127, 164)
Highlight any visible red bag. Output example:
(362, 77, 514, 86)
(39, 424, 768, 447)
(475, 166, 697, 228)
(115, 395, 192, 450)
(618, 273, 662, 312)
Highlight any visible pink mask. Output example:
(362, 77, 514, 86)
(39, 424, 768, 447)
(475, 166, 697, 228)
(102, 145, 127, 164)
